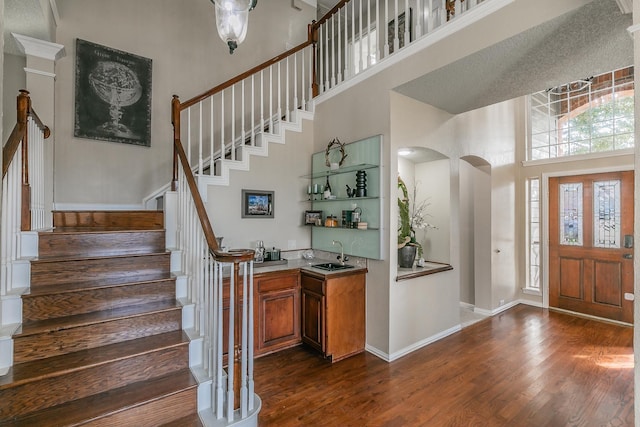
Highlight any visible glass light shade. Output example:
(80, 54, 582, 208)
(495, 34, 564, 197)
(214, 0, 253, 54)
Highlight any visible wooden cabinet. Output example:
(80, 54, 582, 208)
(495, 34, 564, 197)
(254, 271, 301, 357)
(301, 270, 366, 363)
(222, 270, 301, 359)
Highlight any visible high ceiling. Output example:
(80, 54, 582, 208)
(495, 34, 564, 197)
(394, 0, 633, 114)
(4, 0, 633, 116)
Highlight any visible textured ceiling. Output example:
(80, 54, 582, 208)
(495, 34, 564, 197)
(394, 0, 633, 114)
(3, 0, 54, 56)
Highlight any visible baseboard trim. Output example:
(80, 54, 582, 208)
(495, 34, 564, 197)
(366, 324, 462, 363)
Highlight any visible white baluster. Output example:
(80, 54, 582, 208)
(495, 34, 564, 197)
(187, 108, 192, 162)
(318, 26, 324, 93)
(394, 0, 399, 53)
(324, 23, 329, 91)
(277, 62, 282, 126)
(241, 80, 246, 150)
(384, 0, 390, 57)
(404, 0, 410, 47)
(343, 3, 349, 79)
(286, 57, 290, 122)
(416, 0, 423, 38)
(240, 261, 249, 418)
(215, 261, 224, 419)
(293, 53, 298, 113)
(367, 0, 371, 68)
(375, 0, 380, 63)
(198, 102, 203, 174)
(269, 65, 273, 133)
(227, 266, 235, 421)
(210, 97, 214, 175)
(231, 85, 236, 161)
(251, 75, 255, 146)
(247, 262, 255, 410)
(337, 11, 342, 84)
(260, 70, 264, 135)
(221, 91, 225, 168)
(330, 15, 335, 88)
(351, 1, 356, 75)
(301, 49, 306, 111)
(358, 0, 363, 73)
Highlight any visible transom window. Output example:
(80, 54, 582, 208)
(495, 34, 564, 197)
(528, 66, 634, 161)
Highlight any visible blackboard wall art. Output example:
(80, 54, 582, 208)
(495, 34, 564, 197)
(74, 39, 152, 147)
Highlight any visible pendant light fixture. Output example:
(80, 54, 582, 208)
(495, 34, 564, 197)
(210, 0, 258, 54)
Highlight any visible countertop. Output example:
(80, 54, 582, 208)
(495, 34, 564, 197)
(252, 257, 368, 278)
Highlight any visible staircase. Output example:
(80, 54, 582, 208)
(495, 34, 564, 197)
(0, 210, 202, 426)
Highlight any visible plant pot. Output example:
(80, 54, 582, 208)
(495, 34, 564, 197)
(398, 245, 417, 268)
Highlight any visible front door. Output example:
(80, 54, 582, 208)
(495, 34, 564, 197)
(549, 171, 634, 324)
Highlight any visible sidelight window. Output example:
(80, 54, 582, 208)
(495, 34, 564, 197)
(526, 177, 540, 290)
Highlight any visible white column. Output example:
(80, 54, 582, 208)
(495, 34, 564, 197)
(12, 33, 65, 229)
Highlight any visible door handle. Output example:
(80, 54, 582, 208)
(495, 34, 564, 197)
(623, 253, 633, 259)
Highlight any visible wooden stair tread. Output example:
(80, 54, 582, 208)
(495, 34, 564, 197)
(160, 413, 204, 426)
(0, 330, 189, 389)
(3, 369, 198, 426)
(15, 299, 181, 337)
(25, 272, 175, 296)
(31, 250, 170, 264)
(44, 227, 166, 233)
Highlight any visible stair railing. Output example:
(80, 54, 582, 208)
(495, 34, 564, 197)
(314, 0, 486, 96)
(172, 98, 257, 422)
(1, 90, 50, 298)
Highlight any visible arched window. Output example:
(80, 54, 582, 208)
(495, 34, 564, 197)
(528, 66, 634, 160)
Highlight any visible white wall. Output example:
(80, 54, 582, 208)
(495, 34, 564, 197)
(415, 159, 450, 263)
(459, 160, 475, 305)
(2, 53, 25, 143)
(53, 0, 314, 207)
(205, 119, 314, 252)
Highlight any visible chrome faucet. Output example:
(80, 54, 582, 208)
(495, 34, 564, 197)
(332, 240, 349, 265)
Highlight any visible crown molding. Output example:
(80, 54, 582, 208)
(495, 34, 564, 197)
(12, 33, 66, 61)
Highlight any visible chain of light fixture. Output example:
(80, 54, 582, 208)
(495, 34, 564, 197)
(209, 0, 258, 54)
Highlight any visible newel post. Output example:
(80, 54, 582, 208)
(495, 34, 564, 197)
(171, 95, 181, 191)
(309, 21, 319, 97)
(18, 90, 31, 231)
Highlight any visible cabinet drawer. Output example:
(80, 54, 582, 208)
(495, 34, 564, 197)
(301, 274, 324, 295)
(257, 272, 299, 293)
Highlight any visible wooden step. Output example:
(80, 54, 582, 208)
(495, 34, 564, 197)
(23, 275, 176, 321)
(160, 413, 204, 426)
(1, 369, 198, 426)
(52, 210, 164, 230)
(38, 229, 166, 259)
(13, 300, 182, 363)
(30, 252, 171, 287)
(0, 331, 190, 419)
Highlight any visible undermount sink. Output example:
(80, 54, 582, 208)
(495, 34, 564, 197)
(312, 262, 355, 271)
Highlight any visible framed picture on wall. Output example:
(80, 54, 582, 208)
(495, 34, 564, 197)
(242, 190, 274, 218)
(74, 39, 152, 147)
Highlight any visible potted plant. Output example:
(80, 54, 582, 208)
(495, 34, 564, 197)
(397, 175, 436, 268)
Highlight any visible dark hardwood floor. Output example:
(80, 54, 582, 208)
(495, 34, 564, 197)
(255, 305, 634, 426)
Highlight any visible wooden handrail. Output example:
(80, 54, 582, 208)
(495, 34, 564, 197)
(179, 38, 315, 111)
(171, 96, 254, 263)
(2, 123, 26, 180)
(312, 0, 351, 29)
(2, 90, 51, 179)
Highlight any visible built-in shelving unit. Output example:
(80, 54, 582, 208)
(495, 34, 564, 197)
(305, 135, 382, 260)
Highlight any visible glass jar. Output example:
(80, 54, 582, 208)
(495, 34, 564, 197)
(324, 215, 338, 227)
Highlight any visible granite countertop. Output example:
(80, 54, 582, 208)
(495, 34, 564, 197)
(252, 257, 367, 277)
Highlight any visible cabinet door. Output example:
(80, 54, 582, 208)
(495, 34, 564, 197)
(325, 272, 366, 362)
(301, 287, 324, 353)
(255, 273, 301, 356)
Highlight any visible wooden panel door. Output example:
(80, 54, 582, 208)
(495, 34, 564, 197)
(549, 171, 634, 323)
